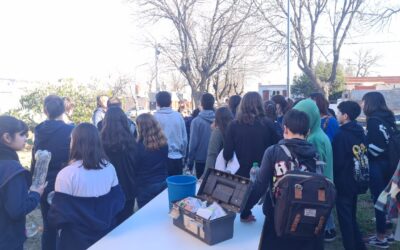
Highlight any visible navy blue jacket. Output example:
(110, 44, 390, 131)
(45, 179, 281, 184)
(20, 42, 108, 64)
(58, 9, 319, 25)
(48, 185, 125, 250)
(104, 146, 137, 199)
(31, 120, 74, 196)
(0, 160, 40, 249)
(136, 142, 168, 187)
(333, 121, 366, 197)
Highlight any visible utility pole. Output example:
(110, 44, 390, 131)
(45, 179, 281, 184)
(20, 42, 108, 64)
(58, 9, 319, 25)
(155, 44, 161, 92)
(286, 0, 291, 98)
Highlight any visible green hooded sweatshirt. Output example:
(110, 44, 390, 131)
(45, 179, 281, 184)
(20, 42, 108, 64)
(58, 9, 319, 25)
(294, 99, 333, 180)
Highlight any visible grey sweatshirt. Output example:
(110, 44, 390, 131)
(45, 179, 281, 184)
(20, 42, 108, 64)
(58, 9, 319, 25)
(154, 107, 187, 159)
(203, 127, 224, 177)
(188, 110, 215, 164)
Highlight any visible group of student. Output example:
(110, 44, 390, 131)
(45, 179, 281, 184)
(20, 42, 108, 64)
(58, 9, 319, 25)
(0, 89, 398, 250)
(221, 91, 397, 250)
(0, 94, 170, 250)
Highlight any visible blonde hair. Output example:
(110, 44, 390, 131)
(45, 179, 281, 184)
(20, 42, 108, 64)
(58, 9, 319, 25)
(136, 113, 167, 150)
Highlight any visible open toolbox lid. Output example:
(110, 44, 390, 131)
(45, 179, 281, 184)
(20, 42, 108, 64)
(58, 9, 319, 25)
(197, 168, 252, 213)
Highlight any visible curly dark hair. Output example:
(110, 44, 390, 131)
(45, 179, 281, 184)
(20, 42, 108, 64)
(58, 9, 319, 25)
(101, 107, 137, 152)
(236, 92, 265, 125)
(136, 113, 167, 150)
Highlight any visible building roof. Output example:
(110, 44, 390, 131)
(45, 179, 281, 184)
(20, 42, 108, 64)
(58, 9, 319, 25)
(345, 76, 400, 85)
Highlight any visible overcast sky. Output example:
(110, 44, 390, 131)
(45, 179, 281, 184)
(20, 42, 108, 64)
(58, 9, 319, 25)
(0, 0, 399, 89)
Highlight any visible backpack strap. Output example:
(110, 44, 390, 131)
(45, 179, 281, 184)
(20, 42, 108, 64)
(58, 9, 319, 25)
(279, 145, 300, 169)
(279, 144, 292, 158)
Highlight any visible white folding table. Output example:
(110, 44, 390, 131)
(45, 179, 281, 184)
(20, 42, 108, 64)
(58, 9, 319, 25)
(89, 187, 264, 250)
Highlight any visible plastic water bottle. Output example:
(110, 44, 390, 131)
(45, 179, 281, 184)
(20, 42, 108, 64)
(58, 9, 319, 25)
(250, 162, 259, 183)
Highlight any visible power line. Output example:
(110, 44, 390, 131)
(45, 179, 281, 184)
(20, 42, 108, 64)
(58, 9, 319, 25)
(146, 40, 400, 48)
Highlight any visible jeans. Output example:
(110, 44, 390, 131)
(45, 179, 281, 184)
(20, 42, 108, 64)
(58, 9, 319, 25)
(137, 181, 167, 208)
(336, 194, 367, 250)
(325, 212, 336, 231)
(167, 158, 183, 176)
(369, 160, 392, 234)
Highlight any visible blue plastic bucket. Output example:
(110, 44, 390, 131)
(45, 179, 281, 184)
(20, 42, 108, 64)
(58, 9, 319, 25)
(166, 175, 197, 208)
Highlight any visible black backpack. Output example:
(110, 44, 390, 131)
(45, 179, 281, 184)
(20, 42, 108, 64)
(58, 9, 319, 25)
(272, 145, 336, 239)
(370, 117, 400, 176)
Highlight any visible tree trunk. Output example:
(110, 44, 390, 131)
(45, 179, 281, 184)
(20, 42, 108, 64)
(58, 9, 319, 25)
(191, 88, 204, 108)
(303, 66, 324, 95)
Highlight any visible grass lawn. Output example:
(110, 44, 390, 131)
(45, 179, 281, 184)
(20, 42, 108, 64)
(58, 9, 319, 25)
(18, 149, 400, 250)
(325, 193, 400, 250)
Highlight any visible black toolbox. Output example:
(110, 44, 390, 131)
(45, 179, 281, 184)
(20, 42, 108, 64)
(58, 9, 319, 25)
(171, 168, 252, 245)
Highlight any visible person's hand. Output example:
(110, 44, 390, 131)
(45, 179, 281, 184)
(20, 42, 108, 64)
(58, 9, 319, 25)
(30, 182, 48, 196)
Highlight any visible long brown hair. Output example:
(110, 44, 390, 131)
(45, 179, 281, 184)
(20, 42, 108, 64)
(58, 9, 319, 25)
(70, 123, 108, 170)
(362, 92, 394, 118)
(236, 92, 265, 124)
(310, 92, 329, 116)
(101, 107, 137, 152)
(215, 107, 233, 136)
(136, 113, 167, 150)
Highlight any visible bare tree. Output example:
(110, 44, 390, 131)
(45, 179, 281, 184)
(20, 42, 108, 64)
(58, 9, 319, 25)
(353, 49, 381, 77)
(136, 0, 256, 104)
(212, 53, 246, 103)
(328, 0, 364, 86)
(169, 72, 187, 93)
(364, 1, 400, 27)
(254, 0, 364, 95)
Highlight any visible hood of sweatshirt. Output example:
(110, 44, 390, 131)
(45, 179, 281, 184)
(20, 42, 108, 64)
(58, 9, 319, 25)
(156, 107, 174, 114)
(293, 99, 321, 134)
(293, 99, 334, 180)
(279, 138, 317, 163)
(198, 110, 215, 123)
(340, 121, 365, 138)
(0, 142, 19, 161)
(0, 160, 25, 189)
(34, 120, 71, 146)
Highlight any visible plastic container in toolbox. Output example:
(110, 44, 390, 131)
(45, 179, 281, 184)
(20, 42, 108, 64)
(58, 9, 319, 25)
(170, 168, 252, 245)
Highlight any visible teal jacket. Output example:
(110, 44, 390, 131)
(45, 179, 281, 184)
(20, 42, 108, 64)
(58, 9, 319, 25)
(294, 99, 333, 180)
